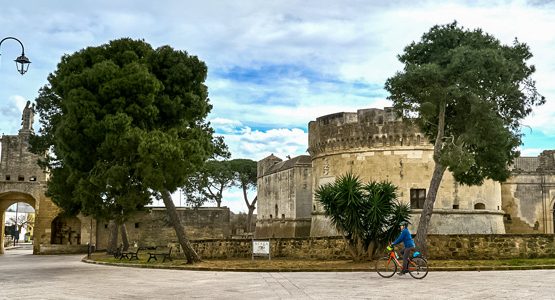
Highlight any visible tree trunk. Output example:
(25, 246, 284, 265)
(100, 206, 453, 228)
(415, 101, 447, 255)
(120, 223, 129, 251)
(246, 205, 255, 233)
(216, 185, 223, 208)
(243, 184, 257, 233)
(341, 235, 359, 261)
(107, 220, 118, 254)
(415, 162, 446, 255)
(160, 189, 201, 264)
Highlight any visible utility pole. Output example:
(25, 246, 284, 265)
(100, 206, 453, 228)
(14, 203, 19, 246)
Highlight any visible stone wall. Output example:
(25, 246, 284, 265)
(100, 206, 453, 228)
(427, 234, 555, 259)
(192, 236, 350, 259)
(95, 207, 231, 250)
(190, 234, 555, 260)
(39, 244, 89, 255)
(501, 151, 555, 234)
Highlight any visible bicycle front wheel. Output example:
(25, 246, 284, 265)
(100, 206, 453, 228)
(375, 257, 397, 278)
(408, 257, 428, 279)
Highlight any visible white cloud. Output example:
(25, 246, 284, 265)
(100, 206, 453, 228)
(519, 147, 543, 157)
(218, 126, 308, 161)
(2, 0, 555, 211)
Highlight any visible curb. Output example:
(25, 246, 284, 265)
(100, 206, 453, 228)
(81, 258, 555, 272)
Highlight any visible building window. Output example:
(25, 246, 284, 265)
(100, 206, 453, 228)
(5, 175, 10, 181)
(474, 203, 485, 210)
(29, 176, 37, 181)
(270, 214, 273, 219)
(104, 224, 108, 229)
(281, 214, 285, 220)
(135, 223, 140, 228)
(410, 189, 426, 209)
(452, 204, 459, 209)
(18, 175, 24, 181)
(275, 204, 278, 217)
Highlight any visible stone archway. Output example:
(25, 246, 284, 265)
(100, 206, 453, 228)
(50, 215, 82, 245)
(0, 191, 37, 254)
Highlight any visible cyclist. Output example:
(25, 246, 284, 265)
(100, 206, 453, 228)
(390, 222, 415, 275)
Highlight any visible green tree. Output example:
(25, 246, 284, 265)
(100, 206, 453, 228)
(385, 22, 545, 254)
(229, 159, 257, 232)
(182, 160, 234, 208)
(30, 38, 224, 263)
(315, 173, 410, 261)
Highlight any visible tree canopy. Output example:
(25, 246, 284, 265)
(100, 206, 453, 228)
(183, 160, 234, 208)
(316, 173, 410, 261)
(385, 22, 544, 253)
(31, 38, 224, 263)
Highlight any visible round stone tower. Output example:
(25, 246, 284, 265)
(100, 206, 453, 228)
(308, 107, 505, 236)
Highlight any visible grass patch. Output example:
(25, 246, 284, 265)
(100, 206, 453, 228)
(88, 253, 555, 270)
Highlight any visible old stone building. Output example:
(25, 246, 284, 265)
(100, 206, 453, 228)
(256, 107, 513, 238)
(502, 151, 555, 234)
(308, 107, 505, 235)
(255, 154, 312, 238)
(0, 102, 95, 254)
(1, 103, 231, 255)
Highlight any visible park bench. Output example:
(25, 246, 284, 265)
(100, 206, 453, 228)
(120, 247, 140, 261)
(147, 247, 172, 263)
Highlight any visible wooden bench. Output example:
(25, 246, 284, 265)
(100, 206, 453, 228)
(147, 247, 172, 263)
(120, 247, 140, 261)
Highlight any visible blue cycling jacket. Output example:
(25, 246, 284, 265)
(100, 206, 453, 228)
(392, 227, 415, 248)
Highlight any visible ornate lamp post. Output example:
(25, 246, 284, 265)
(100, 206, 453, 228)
(0, 36, 31, 75)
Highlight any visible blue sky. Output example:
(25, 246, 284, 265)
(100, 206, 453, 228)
(1, 0, 554, 212)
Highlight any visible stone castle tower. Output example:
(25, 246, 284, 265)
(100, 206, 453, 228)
(256, 154, 312, 238)
(256, 107, 510, 239)
(307, 107, 505, 236)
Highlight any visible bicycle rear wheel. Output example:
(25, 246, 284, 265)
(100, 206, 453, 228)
(408, 257, 428, 279)
(375, 257, 397, 278)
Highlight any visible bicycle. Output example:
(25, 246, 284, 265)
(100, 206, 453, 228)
(375, 245, 428, 279)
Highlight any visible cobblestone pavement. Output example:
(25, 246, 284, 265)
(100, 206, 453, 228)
(1, 247, 555, 300)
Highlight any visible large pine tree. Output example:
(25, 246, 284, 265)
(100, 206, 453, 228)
(385, 22, 544, 254)
(31, 38, 224, 263)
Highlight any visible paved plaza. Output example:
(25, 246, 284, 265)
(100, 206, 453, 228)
(1, 247, 555, 299)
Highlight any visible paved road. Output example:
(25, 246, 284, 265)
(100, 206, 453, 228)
(1, 247, 555, 300)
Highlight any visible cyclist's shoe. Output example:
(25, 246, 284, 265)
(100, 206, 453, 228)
(397, 269, 408, 275)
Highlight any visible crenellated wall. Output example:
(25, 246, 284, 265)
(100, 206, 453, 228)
(308, 108, 424, 157)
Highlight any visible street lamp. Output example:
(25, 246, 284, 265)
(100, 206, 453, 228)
(0, 36, 31, 75)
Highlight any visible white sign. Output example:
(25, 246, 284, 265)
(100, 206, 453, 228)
(252, 240, 270, 255)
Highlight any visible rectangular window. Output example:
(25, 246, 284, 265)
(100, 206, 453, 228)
(5, 175, 10, 181)
(410, 189, 426, 209)
(18, 175, 24, 181)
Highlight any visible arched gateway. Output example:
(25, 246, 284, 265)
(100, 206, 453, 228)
(0, 104, 93, 254)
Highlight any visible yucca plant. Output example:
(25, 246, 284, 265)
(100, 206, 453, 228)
(315, 173, 410, 261)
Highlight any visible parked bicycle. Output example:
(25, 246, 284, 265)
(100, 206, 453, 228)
(375, 245, 428, 279)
